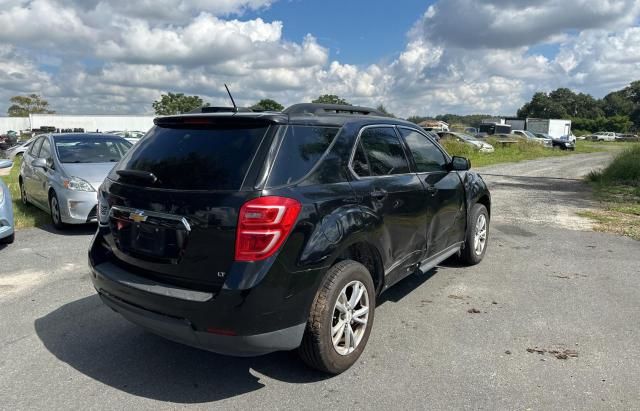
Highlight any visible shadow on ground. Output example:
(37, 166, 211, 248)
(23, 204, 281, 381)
(35, 269, 438, 403)
(36, 223, 97, 236)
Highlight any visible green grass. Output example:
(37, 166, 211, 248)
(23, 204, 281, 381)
(1, 158, 50, 229)
(441, 138, 607, 168)
(581, 145, 640, 240)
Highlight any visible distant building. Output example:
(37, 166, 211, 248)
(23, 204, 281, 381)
(1, 114, 155, 135)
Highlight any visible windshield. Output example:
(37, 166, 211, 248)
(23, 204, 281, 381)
(55, 136, 132, 163)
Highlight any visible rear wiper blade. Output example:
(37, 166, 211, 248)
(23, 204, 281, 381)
(116, 169, 158, 184)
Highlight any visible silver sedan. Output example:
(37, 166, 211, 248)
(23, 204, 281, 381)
(0, 159, 14, 244)
(19, 133, 132, 229)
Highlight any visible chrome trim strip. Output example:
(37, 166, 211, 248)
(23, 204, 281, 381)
(109, 205, 191, 232)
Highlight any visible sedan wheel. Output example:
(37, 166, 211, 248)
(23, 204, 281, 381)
(49, 193, 66, 230)
(20, 181, 28, 206)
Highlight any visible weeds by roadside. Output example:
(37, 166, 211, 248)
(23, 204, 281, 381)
(441, 138, 606, 168)
(2, 158, 50, 229)
(581, 145, 640, 240)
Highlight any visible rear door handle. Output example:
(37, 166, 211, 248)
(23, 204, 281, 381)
(370, 188, 388, 200)
(425, 184, 438, 195)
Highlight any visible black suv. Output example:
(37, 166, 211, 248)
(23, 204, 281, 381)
(89, 104, 491, 374)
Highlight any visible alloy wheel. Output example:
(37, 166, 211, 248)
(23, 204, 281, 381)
(51, 196, 61, 225)
(474, 214, 487, 255)
(331, 280, 370, 356)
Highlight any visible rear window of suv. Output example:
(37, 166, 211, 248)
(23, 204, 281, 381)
(267, 125, 340, 187)
(114, 125, 269, 190)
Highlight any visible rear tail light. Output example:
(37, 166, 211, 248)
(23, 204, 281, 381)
(235, 196, 302, 262)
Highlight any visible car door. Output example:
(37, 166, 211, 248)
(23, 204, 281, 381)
(32, 137, 53, 207)
(22, 136, 45, 204)
(348, 125, 429, 281)
(397, 127, 466, 257)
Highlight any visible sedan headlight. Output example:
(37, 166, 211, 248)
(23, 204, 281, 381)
(63, 177, 95, 192)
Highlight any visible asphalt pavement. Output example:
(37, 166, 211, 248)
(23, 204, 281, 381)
(1, 152, 639, 410)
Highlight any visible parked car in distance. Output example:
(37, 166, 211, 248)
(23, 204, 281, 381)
(0, 133, 18, 151)
(534, 132, 575, 150)
(615, 134, 639, 142)
(89, 103, 492, 374)
(438, 131, 495, 153)
(20, 133, 132, 229)
(590, 132, 617, 141)
(512, 130, 552, 147)
(422, 129, 440, 141)
(0, 159, 15, 244)
(5, 137, 36, 160)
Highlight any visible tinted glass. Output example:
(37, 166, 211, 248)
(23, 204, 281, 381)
(54, 136, 131, 164)
(39, 138, 52, 159)
(268, 126, 339, 186)
(30, 137, 44, 156)
(116, 125, 268, 190)
(399, 128, 447, 173)
(359, 127, 409, 176)
(351, 141, 371, 177)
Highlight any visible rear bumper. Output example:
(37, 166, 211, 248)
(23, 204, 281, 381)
(98, 290, 305, 356)
(89, 237, 320, 356)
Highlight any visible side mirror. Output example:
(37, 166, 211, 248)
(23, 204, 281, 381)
(31, 158, 47, 169)
(450, 156, 471, 171)
(0, 159, 12, 169)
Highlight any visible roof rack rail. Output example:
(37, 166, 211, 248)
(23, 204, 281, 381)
(284, 103, 384, 116)
(187, 106, 253, 114)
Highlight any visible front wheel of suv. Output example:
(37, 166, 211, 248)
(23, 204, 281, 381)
(460, 203, 489, 265)
(298, 260, 375, 374)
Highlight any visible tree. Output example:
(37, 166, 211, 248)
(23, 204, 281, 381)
(7, 94, 55, 117)
(251, 98, 284, 111)
(376, 104, 395, 118)
(517, 92, 568, 118)
(152, 93, 208, 115)
(311, 94, 351, 105)
(602, 91, 634, 117)
(406, 115, 430, 124)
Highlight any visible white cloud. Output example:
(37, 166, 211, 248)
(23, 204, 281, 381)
(0, 0, 640, 117)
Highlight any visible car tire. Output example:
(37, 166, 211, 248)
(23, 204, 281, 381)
(49, 192, 66, 230)
(19, 179, 29, 206)
(298, 260, 375, 374)
(0, 232, 14, 244)
(460, 203, 489, 266)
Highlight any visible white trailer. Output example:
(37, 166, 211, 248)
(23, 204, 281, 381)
(526, 119, 572, 141)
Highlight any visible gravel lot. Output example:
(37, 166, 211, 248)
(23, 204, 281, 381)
(1, 152, 639, 410)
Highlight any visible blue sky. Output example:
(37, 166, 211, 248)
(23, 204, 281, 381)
(246, 0, 436, 65)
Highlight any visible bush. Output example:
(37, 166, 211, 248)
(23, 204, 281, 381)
(588, 145, 640, 185)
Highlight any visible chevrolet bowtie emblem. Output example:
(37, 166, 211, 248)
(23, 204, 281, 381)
(129, 211, 148, 223)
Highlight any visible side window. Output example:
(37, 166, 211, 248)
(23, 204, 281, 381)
(399, 128, 447, 173)
(358, 127, 410, 176)
(267, 126, 339, 186)
(29, 137, 44, 156)
(39, 139, 52, 160)
(351, 141, 370, 177)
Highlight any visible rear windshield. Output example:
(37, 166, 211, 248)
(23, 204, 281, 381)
(267, 125, 340, 187)
(54, 136, 132, 163)
(114, 125, 269, 190)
